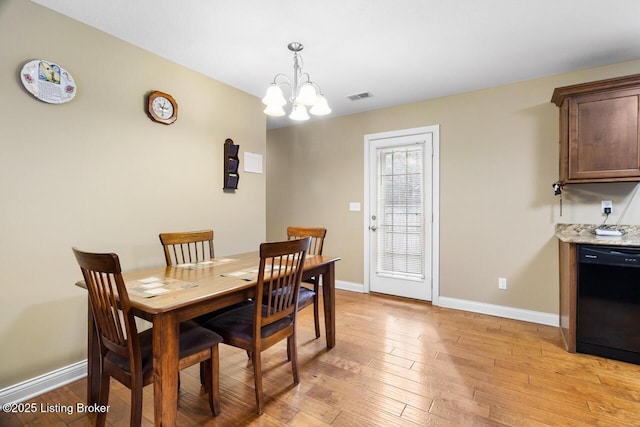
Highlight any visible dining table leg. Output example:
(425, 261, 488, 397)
(322, 261, 336, 348)
(152, 312, 180, 426)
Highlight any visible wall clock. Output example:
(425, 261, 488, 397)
(147, 90, 178, 124)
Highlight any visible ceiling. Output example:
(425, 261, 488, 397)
(32, 0, 640, 129)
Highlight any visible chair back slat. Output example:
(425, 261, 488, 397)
(90, 270, 125, 346)
(257, 238, 310, 330)
(287, 226, 326, 256)
(159, 230, 214, 266)
(73, 249, 139, 360)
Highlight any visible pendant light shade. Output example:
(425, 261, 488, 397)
(297, 82, 318, 106)
(289, 103, 310, 121)
(262, 84, 286, 106)
(263, 104, 286, 117)
(309, 94, 332, 116)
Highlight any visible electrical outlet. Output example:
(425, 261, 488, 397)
(602, 200, 613, 214)
(498, 277, 507, 290)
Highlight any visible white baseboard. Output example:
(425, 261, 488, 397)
(438, 296, 559, 327)
(0, 361, 87, 405)
(331, 282, 558, 326)
(335, 280, 364, 293)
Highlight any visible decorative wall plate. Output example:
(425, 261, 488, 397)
(20, 59, 76, 104)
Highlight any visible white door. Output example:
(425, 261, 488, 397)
(365, 127, 438, 301)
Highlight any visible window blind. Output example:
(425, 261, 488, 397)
(376, 143, 425, 279)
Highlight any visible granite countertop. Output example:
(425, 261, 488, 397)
(556, 224, 640, 246)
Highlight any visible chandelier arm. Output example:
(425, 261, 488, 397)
(271, 73, 292, 86)
(269, 75, 294, 103)
(297, 72, 312, 84)
(299, 74, 324, 93)
(312, 82, 324, 94)
(299, 75, 325, 102)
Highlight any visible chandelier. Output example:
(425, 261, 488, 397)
(262, 42, 331, 121)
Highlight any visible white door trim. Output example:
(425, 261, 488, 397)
(363, 125, 440, 306)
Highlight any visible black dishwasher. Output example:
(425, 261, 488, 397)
(577, 245, 640, 364)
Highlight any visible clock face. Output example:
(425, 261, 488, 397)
(152, 96, 174, 119)
(147, 91, 178, 124)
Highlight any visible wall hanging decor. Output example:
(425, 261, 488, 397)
(20, 59, 76, 104)
(147, 90, 178, 124)
(223, 138, 240, 190)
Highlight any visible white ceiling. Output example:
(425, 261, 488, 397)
(32, 0, 640, 129)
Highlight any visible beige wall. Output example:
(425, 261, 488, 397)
(266, 58, 640, 316)
(0, 0, 266, 388)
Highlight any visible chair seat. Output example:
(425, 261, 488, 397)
(298, 286, 316, 306)
(105, 321, 223, 374)
(265, 285, 315, 306)
(201, 303, 293, 342)
(193, 300, 253, 324)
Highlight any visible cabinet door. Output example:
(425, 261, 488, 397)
(567, 88, 640, 182)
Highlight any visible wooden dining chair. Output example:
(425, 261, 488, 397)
(159, 228, 253, 364)
(159, 229, 215, 266)
(159, 229, 252, 315)
(287, 226, 327, 338)
(72, 248, 223, 427)
(200, 237, 311, 414)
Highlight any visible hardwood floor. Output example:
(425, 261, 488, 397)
(3, 289, 640, 426)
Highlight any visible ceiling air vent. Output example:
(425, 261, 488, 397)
(346, 91, 374, 101)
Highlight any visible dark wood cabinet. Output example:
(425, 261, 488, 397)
(552, 74, 640, 183)
(558, 240, 577, 352)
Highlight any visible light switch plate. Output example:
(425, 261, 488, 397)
(349, 202, 361, 212)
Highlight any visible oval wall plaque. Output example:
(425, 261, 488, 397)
(20, 59, 77, 104)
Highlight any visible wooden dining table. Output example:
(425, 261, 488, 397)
(77, 251, 340, 426)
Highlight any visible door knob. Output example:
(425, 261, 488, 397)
(369, 225, 377, 231)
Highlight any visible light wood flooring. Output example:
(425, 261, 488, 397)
(3, 289, 640, 426)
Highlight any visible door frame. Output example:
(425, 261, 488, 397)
(363, 125, 440, 305)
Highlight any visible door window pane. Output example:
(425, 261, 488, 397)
(376, 144, 425, 279)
